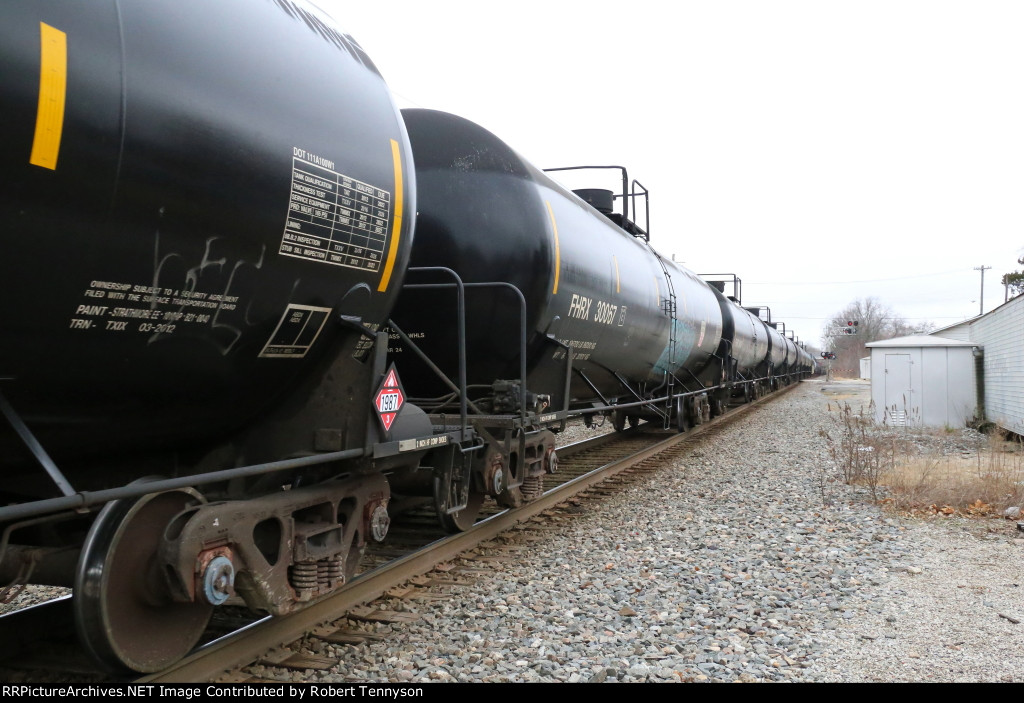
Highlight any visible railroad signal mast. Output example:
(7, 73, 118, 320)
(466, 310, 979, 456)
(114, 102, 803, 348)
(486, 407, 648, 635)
(821, 320, 857, 381)
(826, 320, 859, 337)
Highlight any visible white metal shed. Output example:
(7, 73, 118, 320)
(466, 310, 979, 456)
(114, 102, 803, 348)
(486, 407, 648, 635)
(865, 335, 980, 428)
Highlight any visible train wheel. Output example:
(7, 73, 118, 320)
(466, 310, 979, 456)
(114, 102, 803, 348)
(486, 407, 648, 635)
(74, 488, 211, 674)
(433, 478, 485, 532)
(675, 397, 689, 432)
(612, 410, 627, 432)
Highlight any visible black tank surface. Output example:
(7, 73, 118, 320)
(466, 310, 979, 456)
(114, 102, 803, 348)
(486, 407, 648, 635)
(391, 109, 722, 408)
(795, 344, 814, 374)
(717, 296, 770, 375)
(784, 337, 800, 370)
(766, 324, 788, 370)
(0, 1, 414, 464)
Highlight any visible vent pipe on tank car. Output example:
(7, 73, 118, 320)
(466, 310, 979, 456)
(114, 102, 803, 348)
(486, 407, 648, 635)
(700, 274, 742, 304)
(744, 306, 772, 322)
(573, 188, 615, 214)
(545, 165, 653, 240)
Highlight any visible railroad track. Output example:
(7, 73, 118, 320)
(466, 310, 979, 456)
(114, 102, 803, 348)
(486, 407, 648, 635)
(0, 385, 795, 683)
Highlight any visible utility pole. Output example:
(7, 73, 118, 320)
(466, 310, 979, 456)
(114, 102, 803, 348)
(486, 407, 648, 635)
(974, 265, 991, 315)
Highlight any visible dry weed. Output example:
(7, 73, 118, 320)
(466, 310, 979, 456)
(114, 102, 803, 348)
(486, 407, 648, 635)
(881, 437, 1024, 516)
(820, 401, 1024, 518)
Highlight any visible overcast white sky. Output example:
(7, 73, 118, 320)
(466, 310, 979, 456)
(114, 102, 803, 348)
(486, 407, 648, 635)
(324, 0, 1023, 347)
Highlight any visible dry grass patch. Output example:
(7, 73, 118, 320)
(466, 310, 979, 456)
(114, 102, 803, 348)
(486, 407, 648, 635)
(820, 400, 1024, 519)
(881, 439, 1024, 517)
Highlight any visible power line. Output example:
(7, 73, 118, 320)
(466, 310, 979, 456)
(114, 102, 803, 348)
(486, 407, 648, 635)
(745, 268, 970, 285)
(775, 315, 974, 321)
(754, 294, 976, 306)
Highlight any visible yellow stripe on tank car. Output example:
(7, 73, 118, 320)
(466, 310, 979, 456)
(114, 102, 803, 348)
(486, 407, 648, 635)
(377, 139, 404, 292)
(545, 200, 561, 295)
(29, 23, 67, 170)
(613, 255, 620, 293)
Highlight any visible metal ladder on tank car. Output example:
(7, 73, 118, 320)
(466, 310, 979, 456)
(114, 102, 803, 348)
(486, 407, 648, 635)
(653, 253, 679, 430)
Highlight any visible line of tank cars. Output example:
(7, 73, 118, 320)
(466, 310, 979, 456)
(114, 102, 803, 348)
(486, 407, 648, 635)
(0, 0, 815, 672)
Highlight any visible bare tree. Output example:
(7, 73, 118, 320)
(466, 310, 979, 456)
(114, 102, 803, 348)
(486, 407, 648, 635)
(1001, 253, 1024, 300)
(823, 297, 934, 377)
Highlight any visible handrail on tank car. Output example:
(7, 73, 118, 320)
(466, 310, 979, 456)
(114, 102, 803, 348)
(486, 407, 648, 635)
(399, 267, 470, 437)
(699, 274, 743, 305)
(401, 271, 531, 426)
(543, 165, 631, 223)
(467, 283, 528, 423)
(630, 179, 650, 238)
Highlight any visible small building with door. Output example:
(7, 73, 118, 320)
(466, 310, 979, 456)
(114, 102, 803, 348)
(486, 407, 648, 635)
(865, 335, 980, 427)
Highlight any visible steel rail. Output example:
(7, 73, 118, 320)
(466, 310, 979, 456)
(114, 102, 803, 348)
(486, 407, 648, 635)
(141, 383, 797, 683)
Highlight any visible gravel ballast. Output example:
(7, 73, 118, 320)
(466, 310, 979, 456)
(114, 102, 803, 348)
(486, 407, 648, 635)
(266, 378, 1024, 683)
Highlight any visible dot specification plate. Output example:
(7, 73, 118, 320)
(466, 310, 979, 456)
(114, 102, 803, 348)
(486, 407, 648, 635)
(280, 155, 391, 272)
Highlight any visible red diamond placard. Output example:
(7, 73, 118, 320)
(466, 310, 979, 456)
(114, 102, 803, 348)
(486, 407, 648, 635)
(373, 364, 405, 433)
